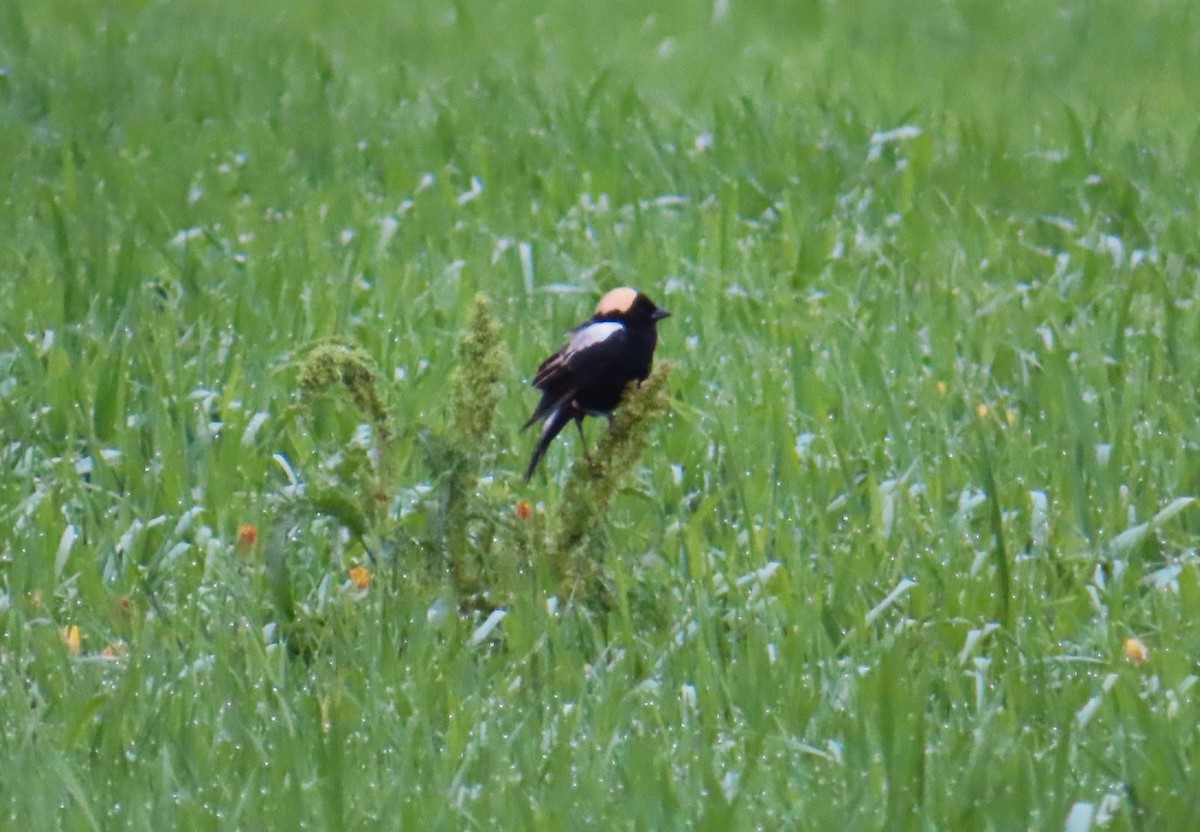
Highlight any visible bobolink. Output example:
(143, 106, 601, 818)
(522, 287, 670, 481)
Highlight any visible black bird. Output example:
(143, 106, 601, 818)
(522, 287, 670, 481)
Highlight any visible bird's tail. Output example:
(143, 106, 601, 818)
(524, 407, 572, 482)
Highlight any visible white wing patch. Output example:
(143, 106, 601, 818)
(566, 321, 623, 354)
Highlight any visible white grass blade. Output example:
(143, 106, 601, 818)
(1109, 522, 1149, 554)
(1151, 496, 1194, 526)
(54, 525, 78, 578)
(468, 609, 507, 647)
(1064, 802, 1095, 832)
(1111, 496, 1194, 554)
(865, 578, 916, 624)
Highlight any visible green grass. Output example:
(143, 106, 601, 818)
(4, 0, 1200, 828)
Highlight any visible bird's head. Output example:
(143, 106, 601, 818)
(595, 287, 670, 326)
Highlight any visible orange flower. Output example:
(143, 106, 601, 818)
(102, 642, 127, 658)
(114, 596, 134, 620)
(237, 524, 259, 551)
(1123, 637, 1149, 665)
(515, 500, 533, 520)
(62, 624, 82, 655)
(348, 564, 371, 590)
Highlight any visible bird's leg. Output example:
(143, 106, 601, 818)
(571, 406, 593, 463)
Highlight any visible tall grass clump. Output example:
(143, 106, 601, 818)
(294, 341, 394, 543)
(421, 293, 508, 601)
(553, 363, 672, 601)
(260, 342, 396, 654)
(274, 297, 668, 626)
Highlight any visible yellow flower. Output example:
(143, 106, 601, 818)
(1123, 637, 1149, 665)
(62, 624, 82, 655)
(935, 381, 947, 396)
(976, 403, 989, 419)
(348, 564, 371, 590)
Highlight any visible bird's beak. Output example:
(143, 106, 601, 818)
(652, 309, 671, 321)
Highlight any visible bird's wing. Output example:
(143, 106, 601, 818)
(531, 321, 627, 392)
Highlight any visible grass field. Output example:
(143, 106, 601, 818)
(4, 0, 1200, 828)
